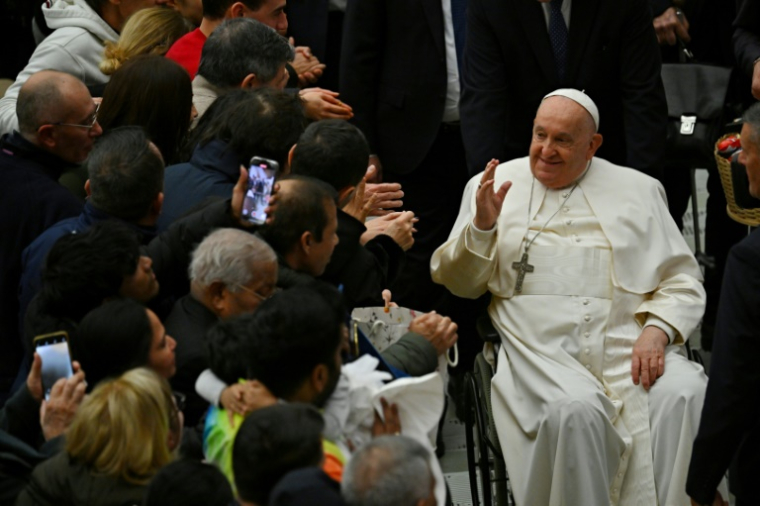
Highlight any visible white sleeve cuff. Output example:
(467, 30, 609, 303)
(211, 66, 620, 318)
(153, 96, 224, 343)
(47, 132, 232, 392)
(467, 220, 497, 246)
(195, 369, 228, 407)
(645, 315, 676, 345)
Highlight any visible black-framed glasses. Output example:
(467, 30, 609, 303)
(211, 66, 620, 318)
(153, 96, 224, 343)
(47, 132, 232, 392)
(50, 102, 100, 130)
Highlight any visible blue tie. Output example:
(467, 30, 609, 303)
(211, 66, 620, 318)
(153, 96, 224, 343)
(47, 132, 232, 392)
(549, 0, 568, 81)
(451, 0, 467, 73)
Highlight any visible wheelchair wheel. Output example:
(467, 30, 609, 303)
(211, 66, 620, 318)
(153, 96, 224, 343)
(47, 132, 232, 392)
(465, 354, 516, 506)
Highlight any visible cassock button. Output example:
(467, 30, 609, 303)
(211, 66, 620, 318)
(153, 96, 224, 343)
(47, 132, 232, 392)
(585, 364, 591, 370)
(584, 315, 591, 322)
(584, 332, 590, 337)
(562, 207, 570, 213)
(575, 237, 581, 243)
(562, 192, 569, 198)
(583, 299, 590, 305)
(584, 348, 590, 354)
(566, 219, 572, 225)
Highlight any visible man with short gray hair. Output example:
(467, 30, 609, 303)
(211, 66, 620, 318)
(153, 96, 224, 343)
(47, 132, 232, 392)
(342, 436, 436, 506)
(165, 228, 278, 423)
(193, 18, 294, 119)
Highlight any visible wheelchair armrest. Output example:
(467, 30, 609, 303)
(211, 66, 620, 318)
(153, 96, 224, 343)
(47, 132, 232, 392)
(476, 313, 501, 344)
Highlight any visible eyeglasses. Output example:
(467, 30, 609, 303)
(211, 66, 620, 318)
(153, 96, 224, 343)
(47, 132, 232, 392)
(50, 102, 100, 130)
(234, 284, 280, 302)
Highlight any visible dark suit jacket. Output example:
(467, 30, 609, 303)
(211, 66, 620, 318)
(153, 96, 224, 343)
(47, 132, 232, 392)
(460, 0, 667, 177)
(734, 0, 760, 77)
(686, 228, 760, 505)
(340, 0, 450, 175)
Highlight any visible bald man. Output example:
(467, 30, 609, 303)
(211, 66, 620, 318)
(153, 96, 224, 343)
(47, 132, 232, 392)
(433, 90, 711, 505)
(0, 70, 100, 399)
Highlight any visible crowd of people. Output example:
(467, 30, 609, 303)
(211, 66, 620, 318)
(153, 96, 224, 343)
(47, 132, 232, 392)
(1, 0, 760, 505)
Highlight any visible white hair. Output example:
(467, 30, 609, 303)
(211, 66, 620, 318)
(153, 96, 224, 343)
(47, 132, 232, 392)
(189, 229, 276, 291)
(342, 436, 433, 506)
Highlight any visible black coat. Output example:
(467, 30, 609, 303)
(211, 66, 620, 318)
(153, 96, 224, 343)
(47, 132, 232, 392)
(320, 210, 405, 309)
(15, 452, 146, 506)
(686, 228, 760, 505)
(734, 0, 760, 77)
(0, 133, 82, 393)
(340, 0, 451, 175)
(460, 0, 667, 177)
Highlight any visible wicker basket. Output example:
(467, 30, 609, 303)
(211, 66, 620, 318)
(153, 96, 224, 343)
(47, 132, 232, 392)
(714, 133, 760, 227)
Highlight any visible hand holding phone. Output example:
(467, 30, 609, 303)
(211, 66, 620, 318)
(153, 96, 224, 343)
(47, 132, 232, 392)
(242, 156, 279, 225)
(33, 332, 74, 401)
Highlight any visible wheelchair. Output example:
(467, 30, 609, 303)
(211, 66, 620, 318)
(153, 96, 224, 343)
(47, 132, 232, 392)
(463, 315, 704, 506)
(463, 315, 514, 506)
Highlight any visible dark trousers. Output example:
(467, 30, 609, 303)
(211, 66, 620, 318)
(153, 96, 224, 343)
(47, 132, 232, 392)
(385, 123, 489, 371)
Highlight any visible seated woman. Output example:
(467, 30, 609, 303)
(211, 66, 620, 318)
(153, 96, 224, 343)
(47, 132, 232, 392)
(16, 368, 181, 506)
(74, 299, 177, 390)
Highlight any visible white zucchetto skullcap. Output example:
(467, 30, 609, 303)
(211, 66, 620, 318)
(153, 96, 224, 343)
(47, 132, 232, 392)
(542, 88, 600, 132)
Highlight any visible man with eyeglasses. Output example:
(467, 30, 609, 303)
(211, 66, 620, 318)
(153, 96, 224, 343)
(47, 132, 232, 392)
(0, 70, 100, 402)
(164, 228, 279, 426)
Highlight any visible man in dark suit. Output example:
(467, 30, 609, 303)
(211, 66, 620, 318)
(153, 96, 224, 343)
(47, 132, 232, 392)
(686, 103, 760, 506)
(461, 0, 667, 178)
(340, 0, 479, 341)
(734, 0, 760, 101)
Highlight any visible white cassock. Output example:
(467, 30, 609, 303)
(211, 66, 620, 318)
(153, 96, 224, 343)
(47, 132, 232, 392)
(432, 157, 710, 506)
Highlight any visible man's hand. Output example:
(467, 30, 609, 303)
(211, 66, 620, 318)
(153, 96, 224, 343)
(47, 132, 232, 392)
(372, 397, 401, 437)
(752, 61, 760, 100)
(342, 168, 378, 222)
(289, 38, 325, 87)
(299, 88, 353, 120)
(364, 165, 403, 216)
(653, 7, 690, 46)
(474, 159, 511, 231)
(40, 362, 86, 441)
(409, 311, 459, 355)
(690, 491, 728, 506)
(379, 210, 417, 251)
(220, 380, 277, 427)
(368, 155, 383, 183)
(631, 326, 668, 390)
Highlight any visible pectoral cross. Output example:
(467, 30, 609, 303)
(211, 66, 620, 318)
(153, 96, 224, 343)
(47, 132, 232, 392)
(511, 252, 534, 294)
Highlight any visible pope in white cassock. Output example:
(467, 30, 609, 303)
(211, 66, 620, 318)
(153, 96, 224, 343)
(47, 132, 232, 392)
(431, 90, 714, 506)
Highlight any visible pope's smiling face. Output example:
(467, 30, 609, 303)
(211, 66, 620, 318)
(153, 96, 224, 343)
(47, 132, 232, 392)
(529, 96, 603, 189)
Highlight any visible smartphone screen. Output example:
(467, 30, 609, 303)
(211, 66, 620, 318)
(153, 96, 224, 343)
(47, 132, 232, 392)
(242, 157, 279, 225)
(34, 332, 74, 401)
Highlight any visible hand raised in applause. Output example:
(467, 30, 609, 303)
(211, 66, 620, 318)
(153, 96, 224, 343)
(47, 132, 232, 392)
(474, 159, 512, 231)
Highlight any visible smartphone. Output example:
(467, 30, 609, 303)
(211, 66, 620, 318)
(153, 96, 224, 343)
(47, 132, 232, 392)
(33, 331, 74, 401)
(242, 156, 279, 225)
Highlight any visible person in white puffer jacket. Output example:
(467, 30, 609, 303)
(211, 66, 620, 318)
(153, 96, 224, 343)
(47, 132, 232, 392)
(0, 0, 167, 135)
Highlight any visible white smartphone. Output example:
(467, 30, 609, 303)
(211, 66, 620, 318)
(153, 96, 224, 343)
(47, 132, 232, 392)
(33, 331, 74, 401)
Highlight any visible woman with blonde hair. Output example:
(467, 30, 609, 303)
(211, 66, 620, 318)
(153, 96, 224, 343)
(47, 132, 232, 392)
(17, 368, 182, 506)
(100, 7, 192, 76)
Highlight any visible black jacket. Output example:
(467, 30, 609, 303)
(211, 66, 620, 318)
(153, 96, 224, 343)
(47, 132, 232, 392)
(0, 132, 82, 393)
(460, 0, 667, 177)
(165, 294, 218, 427)
(686, 228, 760, 506)
(320, 210, 405, 309)
(15, 452, 146, 506)
(0, 386, 63, 505)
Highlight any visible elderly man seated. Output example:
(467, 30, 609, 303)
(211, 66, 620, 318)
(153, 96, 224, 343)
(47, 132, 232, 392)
(432, 89, 708, 506)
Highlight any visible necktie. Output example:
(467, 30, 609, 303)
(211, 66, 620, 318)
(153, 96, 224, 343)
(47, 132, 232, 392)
(451, 0, 467, 73)
(549, 0, 568, 81)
